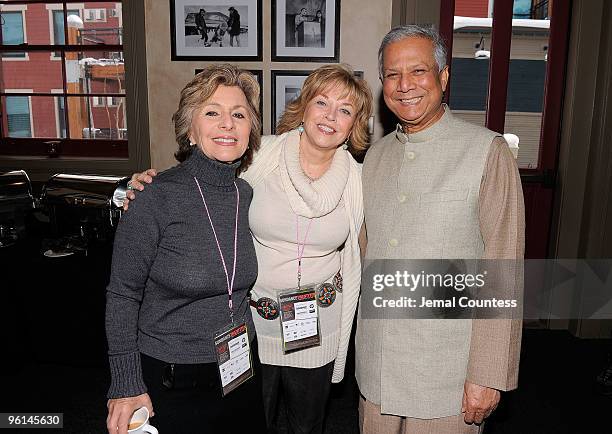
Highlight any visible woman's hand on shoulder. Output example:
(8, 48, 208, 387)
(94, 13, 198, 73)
(106, 393, 153, 434)
(124, 169, 157, 211)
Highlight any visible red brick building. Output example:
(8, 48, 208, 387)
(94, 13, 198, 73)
(455, 0, 552, 19)
(455, 0, 490, 18)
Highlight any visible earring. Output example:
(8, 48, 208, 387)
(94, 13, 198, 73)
(189, 141, 195, 147)
(342, 137, 349, 150)
(297, 122, 304, 134)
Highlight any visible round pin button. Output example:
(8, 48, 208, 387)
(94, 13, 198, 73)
(406, 151, 416, 160)
(256, 297, 280, 320)
(317, 283, 336, 307)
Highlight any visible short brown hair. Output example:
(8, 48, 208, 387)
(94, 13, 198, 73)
(173, 64, 261, 173)
(276, 64, 373, 155)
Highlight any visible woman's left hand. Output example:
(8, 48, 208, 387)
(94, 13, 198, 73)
(106, 393, 154, 434)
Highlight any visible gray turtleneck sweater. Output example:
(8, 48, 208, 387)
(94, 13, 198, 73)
(105, 149, 257, 399)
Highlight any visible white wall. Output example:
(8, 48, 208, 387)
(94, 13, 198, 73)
(144, 0, 394, 169)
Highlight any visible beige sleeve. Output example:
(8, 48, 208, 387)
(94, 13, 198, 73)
(466, 136, 525, 391)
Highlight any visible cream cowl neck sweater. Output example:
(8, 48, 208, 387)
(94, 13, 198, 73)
(241, 129, 364, 383)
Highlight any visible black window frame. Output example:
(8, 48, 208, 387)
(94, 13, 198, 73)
(0, 0, 128, 158)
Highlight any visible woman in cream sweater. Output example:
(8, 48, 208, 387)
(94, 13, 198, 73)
(126, 64, 372, 433)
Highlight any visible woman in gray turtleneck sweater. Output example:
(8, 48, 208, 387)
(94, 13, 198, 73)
(105, 65, 264, 434)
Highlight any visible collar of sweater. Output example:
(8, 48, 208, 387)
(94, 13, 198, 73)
(279, 129, 350, 218)
(395, 103, 453, 144)
(183, 147, 240, 187)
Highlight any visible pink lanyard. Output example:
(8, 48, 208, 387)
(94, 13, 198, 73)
(296, 215, 313, 288)
(194, 177, 240, 323)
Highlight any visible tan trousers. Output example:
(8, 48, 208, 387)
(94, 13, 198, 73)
(359, 396, 483, 434)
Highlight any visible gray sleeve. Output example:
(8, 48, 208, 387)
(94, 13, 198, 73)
(105, 188, 163, 399)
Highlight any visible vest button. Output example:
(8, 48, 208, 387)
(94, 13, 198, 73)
(398, 194, 407, 203)
(389, 238, 398, 247)
(406, 151, 416, 160)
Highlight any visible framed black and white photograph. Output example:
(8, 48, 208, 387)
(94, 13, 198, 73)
(171, 0, 262, 61)
(271, 0, 340, 62)
(271, 70, 311, 132)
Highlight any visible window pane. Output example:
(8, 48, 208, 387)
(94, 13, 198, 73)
(504, 0, 551, 169)
(80, 4, 122, 45)
(0, 1, 126, 155)
(449, 58, 489, 111)
(449, 6, 492, 127)
(1, 11, 26, 58)
(65, 50, 125, 94)
(5, 96, 31, 137)
(1, 12, 24, 45)
(53, 9, 80, 45)
(513, 0, 531, 18)
(52, 9, 80, 57)
(57, 96, 67, 138)
(513, 0, 550, 19)
(66, 96, 127, 140)
(3, 95, 71, 138)
(53, 10, 65, 44)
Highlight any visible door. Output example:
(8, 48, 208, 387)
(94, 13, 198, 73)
(439, 0, 572, 258)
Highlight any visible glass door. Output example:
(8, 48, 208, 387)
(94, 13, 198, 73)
(440, 0, 571, 258)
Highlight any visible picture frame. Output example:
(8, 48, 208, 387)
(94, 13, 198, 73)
(271, 0, 340, 62)
(270, 70, 311, 133)
(194, 68, 263, 126)
(171, 0, 262, 61)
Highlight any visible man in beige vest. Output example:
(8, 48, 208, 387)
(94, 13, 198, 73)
(356, 25, 524, 433)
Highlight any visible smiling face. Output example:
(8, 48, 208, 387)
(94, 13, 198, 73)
(382, 36, 449, 133)
(188, 85, 251, 163)
(300, 84, 356, 152)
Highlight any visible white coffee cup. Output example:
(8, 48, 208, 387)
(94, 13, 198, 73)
(128, 407, 158, 434)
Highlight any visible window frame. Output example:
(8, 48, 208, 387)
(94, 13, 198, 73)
(1, 6, 29, 61)
(48, 4, 83, 60)
(84, 7, 106, 22)
(4, 89, 34, 137)
(0, 0, 150, 180)
(92, 95, 120, 107)
(0, 0, 127, 159)
(439, 0, 572, 259)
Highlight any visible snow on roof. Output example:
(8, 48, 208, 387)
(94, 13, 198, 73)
(67, 14, 83, 28)
(454, 16, 550, 31)
(78, 58, 124, 66)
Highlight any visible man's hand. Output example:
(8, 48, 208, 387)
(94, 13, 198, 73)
(123, 169, 157, 211)
(106, 393, 154, 434)
(461, 381, 500, 424)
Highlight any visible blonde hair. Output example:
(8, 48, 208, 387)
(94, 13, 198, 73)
(173, 64, 261, 173)
(276, 64, 373, 154)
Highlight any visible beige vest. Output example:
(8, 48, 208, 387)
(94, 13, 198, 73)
(356, 108, 499, 418)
